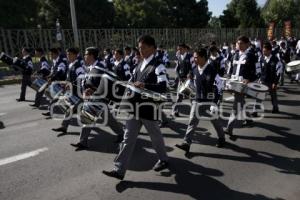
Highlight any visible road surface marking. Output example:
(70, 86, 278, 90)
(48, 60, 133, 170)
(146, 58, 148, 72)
(0, 147, 48, 166)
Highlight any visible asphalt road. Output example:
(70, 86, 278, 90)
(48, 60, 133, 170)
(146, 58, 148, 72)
(0, 72, 300, 200)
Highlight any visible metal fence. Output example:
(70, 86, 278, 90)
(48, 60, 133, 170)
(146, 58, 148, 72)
(1, 28, 300, 56)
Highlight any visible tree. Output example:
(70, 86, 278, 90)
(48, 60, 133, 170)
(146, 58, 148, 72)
(113, 0, 211, 28)
(262, 0, 298, 27)
(37, 0, 115, 28)
(0, 0, 38, 28)
(165, 0, 211, 28)
(208, 17, 221, 28)
(220, 0, 264, 28)
(113, 0, 170, 28)
(219, 8, 239, 28)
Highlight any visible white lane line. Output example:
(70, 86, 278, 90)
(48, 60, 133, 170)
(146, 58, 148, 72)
(0, 147, 48, 166)
(0, 113, 7, 116)
(225, 96, 234, 101)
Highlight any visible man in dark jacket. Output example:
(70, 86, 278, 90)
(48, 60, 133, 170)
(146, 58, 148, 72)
(16, 47, 33, 101)
(102, 35, 169, 180)
(175, 48, 226, 153)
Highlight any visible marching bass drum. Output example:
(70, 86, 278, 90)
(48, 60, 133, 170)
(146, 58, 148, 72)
(245, 82, 269, 100)
(286, 60, 300, 73)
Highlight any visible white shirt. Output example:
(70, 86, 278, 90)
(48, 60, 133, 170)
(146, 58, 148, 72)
(88, 60, 99, 72)
(264, 55, 272, 63)
(22, 55, 33, 69)
(114, 59, 123, 67)
(140, 54, 154, 72)
(181, 52, 187, 61)
(296, 40, 300, 51)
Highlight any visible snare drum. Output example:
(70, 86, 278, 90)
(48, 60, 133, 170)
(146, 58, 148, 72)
(44, 82, 64, 100)
(245, 82, 269, 100)
(0, 52, 13, 65)
(286, 60, 300, 73)
(57, 92, 81, 114)
(30, 78, 47, 92)
(223, 79, 246, 93)
(80, 101, 104, 124)
(178, 79, 196, 98)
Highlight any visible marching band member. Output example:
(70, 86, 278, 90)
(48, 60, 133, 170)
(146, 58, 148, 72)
(42, 47, 68, 116)
(171, 43, 193, 117)
(103, 35, 169, 180)
(16, 47, 33, 102)
(223, 36, 257, 139)
(279, 41, 291, 85)
(30, 48, 51, 107)
(104, 48, 114, 71)
(131, 48, 141, 72)
(209, 46, 226, 105)
(260, 42, 281, 113)
(156, 45, 170, 68)
(70, 47, 124, 150)
(124, 46, 134, 68)
(155, 45, 171, 127)
(175, 48, 226, 154)
(52, 47, 86, 133)
(112, 49, 131, 81)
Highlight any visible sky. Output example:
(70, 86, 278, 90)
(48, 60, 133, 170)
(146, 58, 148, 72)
(208, 0, 267, 17)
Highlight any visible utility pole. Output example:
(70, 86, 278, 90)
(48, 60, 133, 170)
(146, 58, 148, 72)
(70, 0, 79, 47)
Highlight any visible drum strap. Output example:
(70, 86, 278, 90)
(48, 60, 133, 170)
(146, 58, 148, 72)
(94, 66, 106, 73)
(233, 54, 246, 77)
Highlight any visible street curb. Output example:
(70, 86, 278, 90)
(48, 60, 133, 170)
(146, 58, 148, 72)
(0, 78, 22, 86)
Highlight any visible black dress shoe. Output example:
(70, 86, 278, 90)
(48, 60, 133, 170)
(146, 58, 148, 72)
(30, 104, 38, 107)
(114, 134, 124, 143)
(224, 128, 237, 141)
(175, 143, 190, 153)
(242, 119, 254, 127)
(102, 170, 124, 180)
(0, 121, 5, 129)
(42, 112, 51, 116)
(153, 160, 169, 172)
(272, 108, 279, 113)
(52, 127, 67, 133)
(173, 112, 180, 117)
(16, 98, 25, 102)
(216, 138, 226, 148)
(159, 121, 168, 128)
(70, 143, 88, 151)
(250, 112, 258, 118)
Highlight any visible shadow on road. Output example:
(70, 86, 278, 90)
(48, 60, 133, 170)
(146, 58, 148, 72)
(115, 155, 283, 200)
(186, 142, 300, 176)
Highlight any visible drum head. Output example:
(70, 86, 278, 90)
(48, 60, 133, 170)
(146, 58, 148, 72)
(247, 83, 268, 92)
(38, 82, 49, 92)
(287, 60, 300, 67)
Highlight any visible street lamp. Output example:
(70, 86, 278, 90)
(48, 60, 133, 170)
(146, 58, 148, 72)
(56, 19, 62, 42)
(70, 0, 79, 47)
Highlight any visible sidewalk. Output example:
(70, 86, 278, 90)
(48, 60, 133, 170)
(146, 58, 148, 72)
(0, 75, 22, 85)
